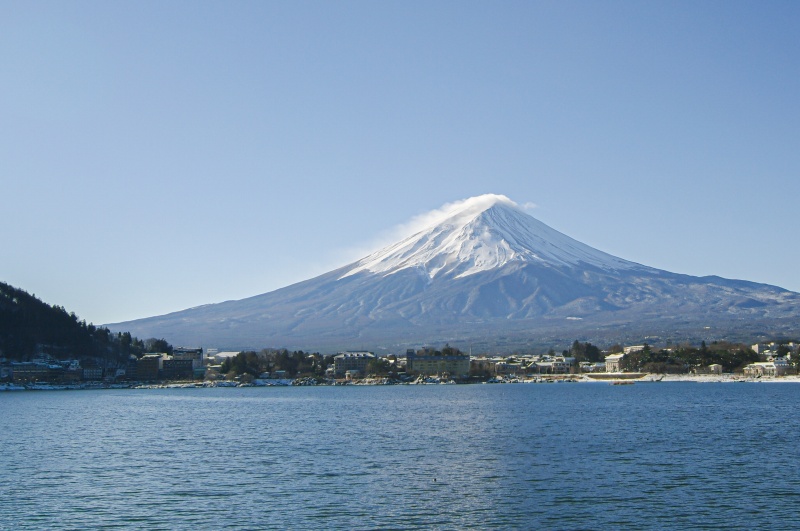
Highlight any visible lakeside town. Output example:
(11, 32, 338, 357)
(2, 340, 799, 391)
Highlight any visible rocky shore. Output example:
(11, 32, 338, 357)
(4, 373, 800, 391)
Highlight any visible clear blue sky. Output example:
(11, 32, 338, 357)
(2, 1, 799, 325)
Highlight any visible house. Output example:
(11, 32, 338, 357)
(605, 353, 626, 372)
(743, 360, 792, 377)
(530, 356, 575, 374)
(494, 361, 523, 376)
(692, 364, 724, 376)
(559, 356, 577, 372)
(579, 362, 607, 373)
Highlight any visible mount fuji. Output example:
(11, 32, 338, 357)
(109, 194, 800, 351)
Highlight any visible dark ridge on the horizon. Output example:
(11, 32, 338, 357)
(0, 281, 169, 363)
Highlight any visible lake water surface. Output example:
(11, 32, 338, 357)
(1, 383, 798, 529)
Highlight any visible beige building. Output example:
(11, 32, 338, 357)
(604, 353, 626, 372)
(333, 352, 375, 376)
(743, 360, 792, 377)
(407, 350, 470, 377)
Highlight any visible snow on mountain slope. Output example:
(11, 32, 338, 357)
(342, 194, 641, 280)
(107, 193, 800, 351)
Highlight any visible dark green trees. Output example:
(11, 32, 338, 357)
(219, 349, 326, 379)
(0, 281, 169, 365)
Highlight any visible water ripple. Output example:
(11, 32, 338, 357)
(2, 383, 800, 529)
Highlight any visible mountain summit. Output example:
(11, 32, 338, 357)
(109, 194, 800, 351)
(342, 194, 637, 280)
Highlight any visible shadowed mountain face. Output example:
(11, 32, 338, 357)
(108, 195, 800, 351)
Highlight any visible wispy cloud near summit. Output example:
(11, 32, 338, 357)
(337, 194, 531, 266)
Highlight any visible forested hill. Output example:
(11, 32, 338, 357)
(0, 282, 170, 364)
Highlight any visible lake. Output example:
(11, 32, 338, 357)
(1, 382, 798, 529)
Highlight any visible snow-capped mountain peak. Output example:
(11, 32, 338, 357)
(342, 194, 640, 280)
(109, 193, 800, 351)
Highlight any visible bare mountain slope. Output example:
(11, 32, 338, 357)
(108, 195, 800, 350)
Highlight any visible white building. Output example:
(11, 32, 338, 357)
(743, 360, 792, 377)
(605, 353, 626, 372)
(623, 345, 645, 355)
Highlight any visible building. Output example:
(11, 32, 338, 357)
(172, 348, 206, 379)
(162, 358, 194, 380)
(136, 354, 165, 381)
(82, 367, 104, 381)
(531, 356, 576, 374)
(210, 352, 241, 364)
(10, 362, 63, 383)
(494, 361, 523, 376)
(333, 352, 375, 377)
(605, 353, 626, 372)
(624, 345, 646, 355)
(469, 356, 498, 376)
(407, 348, 470, 377)
(173, 347, 204, 368)
(579, 361, 607, 373)
(124, 355, 139, 380)
(692, 364, 724, 376)
(743, 360, 792, 378)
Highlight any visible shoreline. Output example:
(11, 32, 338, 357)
(4, 373, 800, 391)
(654, 373, 800, 383)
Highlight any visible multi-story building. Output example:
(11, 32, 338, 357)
(494, 360, 524, 375)
(172, 347, 206, 379)
(530, 356, 576, 374)
(162, 358, 194, 380)
(604, 353, 626, 372)
(173, 347, 204, 368)
(333, 352, 375, 377)
(407, 348, 470, 377)
(136, 354, 164, 381)
(744, 360, 792, 377)
(10, 362, 62, 383)
(82, 367, 104, 381)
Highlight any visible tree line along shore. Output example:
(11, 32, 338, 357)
(3, 281, 798, 387)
